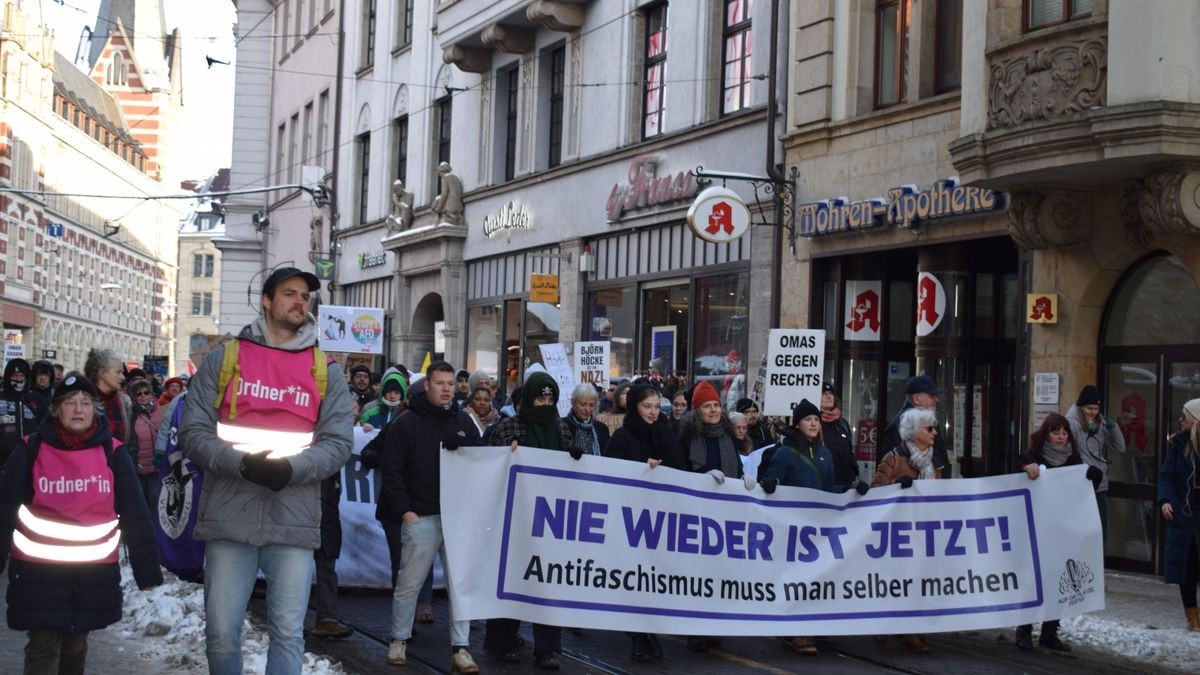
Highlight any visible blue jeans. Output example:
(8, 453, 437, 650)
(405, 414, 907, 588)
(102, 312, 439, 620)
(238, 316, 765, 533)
(204, 541, 314, 675)
(390, 515, 469, 646)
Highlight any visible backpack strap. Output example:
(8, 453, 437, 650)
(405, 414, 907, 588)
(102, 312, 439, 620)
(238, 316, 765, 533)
(313, 347, 329, 400)
(786, 444, 822, 477)
(214, 339, 242, 420)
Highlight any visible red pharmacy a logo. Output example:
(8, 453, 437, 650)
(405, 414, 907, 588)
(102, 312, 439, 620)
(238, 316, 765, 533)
(706, 202, 734, 236)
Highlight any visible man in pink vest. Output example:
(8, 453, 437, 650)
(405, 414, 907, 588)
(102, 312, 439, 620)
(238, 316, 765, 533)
(181, 267, 353, 675)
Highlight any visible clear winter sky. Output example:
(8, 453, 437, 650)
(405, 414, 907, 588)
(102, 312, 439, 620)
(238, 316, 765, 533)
(42, 0, 237, 182)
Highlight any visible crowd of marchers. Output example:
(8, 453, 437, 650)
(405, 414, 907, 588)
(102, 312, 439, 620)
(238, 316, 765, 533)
(0, 268, 1197, 675)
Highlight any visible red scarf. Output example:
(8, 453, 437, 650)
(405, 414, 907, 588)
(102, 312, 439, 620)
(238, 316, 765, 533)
(100, 389, 126, 442)
(53, 418, 100, 450)
(821, 408, 842, 424)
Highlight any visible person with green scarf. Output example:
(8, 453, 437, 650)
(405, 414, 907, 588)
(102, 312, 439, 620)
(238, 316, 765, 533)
(484, 371, 581, 669)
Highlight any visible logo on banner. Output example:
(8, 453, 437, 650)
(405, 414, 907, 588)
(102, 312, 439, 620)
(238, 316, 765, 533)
(351, 314, 383, 345)
(687, 186, 751, 244)
(844, 281, 882, 342)
(916, 272, 945, 337)
(1058, 559, 1095, 607)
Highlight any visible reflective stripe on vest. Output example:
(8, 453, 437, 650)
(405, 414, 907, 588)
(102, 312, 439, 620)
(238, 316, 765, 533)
(12, 443, 120, 564)
(217, 421, 315, 458)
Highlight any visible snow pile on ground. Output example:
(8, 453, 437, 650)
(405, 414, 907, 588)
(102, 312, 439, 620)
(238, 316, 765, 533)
(114, 562, 346, 674)
(1061, 612, 1200, 672)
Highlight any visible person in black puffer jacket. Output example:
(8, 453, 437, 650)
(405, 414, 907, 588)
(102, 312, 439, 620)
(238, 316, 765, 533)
(819, 383, 858, 489)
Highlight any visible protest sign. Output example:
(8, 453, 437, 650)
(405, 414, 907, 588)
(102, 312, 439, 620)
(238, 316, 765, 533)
(319, 305, 386, 353)
(574, 341, 611, 389)
(538, 343, 576, 417)
(762, 329, 825, 417)
(441, 449, 1103, 636)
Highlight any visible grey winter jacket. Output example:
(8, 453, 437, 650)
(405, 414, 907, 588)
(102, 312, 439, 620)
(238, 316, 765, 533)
(180, 314, 353, 549)
(1065, 404, 1126, 493)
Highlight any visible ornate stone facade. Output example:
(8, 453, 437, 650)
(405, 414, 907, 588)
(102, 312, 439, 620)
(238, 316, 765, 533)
(988, 37, 1107, 129)
(1006, 190, 1090, 250)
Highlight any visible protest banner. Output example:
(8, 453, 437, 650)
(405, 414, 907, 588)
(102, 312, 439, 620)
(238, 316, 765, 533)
(762, 329, 825, 417)
(538, 343, 576, 417)
(441, 448, 1103, 635)
(574, 341, 611, 389)
(319, 305, 386, 353)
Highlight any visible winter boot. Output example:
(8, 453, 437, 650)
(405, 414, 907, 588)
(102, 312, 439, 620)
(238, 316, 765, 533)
(1014, 625, 1033, 651)
(1187, 607, 1200, 631)
(630, 634, 652, 663)
(1038, 621, 1071, 652)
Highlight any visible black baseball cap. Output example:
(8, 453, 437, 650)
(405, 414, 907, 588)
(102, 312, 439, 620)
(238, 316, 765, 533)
(905, 374, 944, 396)
(262, 267, 320, 296)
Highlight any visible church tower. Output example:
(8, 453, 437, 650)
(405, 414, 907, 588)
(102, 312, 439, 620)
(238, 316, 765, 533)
(86, 0, 183, 184)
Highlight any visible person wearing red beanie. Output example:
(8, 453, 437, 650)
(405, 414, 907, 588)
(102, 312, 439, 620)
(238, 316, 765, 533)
(690, 381, 720, 410)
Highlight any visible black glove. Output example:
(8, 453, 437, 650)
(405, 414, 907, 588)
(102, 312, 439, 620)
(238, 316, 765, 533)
(1085, 466, 1103, 489)
(898, 475, 914, 489)
(855, 480, 870, 496)
(239, 451, 293, 492)
(760, 477, 779, 494)
(442, 428, 466, 451)
(569, 446, 584, 461)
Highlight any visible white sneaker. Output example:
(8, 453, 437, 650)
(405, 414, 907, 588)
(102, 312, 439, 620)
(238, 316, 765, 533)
(387, 640, 407, 666)
(451, 648, 480, 673)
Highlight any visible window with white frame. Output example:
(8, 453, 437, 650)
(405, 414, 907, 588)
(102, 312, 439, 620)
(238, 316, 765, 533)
(642, 3, 668, 139)
(721, 0, 753, 115)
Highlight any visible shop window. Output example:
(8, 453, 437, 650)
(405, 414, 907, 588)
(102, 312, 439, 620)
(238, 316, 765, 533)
(974, 272, 994, 337)
(523, 302, 561, 372)
(642, 283, 689, 378)
(692, 273, 749, 406)
(642, 3, 668, 139)
(1025, 0, 1092, 31)
(887, 280, 914, 341)
(934, 0, 962, 92)
(822, 281, 838, 338)
(587, 287, 637, 380)
(919, 271, 967, 338)
(721, 0, 753, 115)
(874, 0, 910, 108)
(842, 359, 881, 481)
(466, 304, 502, 380)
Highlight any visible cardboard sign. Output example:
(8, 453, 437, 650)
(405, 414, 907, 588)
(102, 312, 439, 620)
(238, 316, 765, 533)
(844, 280, 882, 342)
(319, 305, 386, 354)
(530, 274, 559, 304)
(574, 341, 611, 388)
(538, 343, 576, 417)
(762, 329, 825, 417)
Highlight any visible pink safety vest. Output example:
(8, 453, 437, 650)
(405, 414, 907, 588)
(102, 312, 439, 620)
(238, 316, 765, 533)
(217, 340, 322, 458)
(11, 442, 120, 564)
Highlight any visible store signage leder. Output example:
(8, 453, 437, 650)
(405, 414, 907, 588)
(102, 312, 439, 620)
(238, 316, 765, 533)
(530, 274, 559, 303)
(484, 201, 533, 238)
(358, 251, 387, 269)
(796, 178, 1007, 237)
(686, 186, 751, 244)
(606, 155, 700, 222)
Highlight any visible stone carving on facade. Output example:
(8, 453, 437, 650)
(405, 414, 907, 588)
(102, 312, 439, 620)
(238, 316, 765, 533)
(309, 217, 322, 254)
(386, 180, 414, 234)
(442, 45, 490, 73)
(988, 38, 1106, 129)
(1007, 190, 1089, 249)
(431, 162, 465, 226)
(481, 23, 535, 54)
(1122, 170, 1200, 245)
(526, 0, 586, 32)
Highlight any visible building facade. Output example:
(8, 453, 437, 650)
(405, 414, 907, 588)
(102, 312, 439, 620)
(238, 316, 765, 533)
(0, 1, 182, 370)
(783, 0, 1200, 574)
(337, 0, 783, 395)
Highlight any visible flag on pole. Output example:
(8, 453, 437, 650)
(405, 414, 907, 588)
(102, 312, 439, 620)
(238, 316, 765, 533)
(420, 351, 432, 375)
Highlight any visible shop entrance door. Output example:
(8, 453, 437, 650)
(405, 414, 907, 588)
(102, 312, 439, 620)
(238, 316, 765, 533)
(641, 281, 690, 377)
(1100, 252, 1200, 573)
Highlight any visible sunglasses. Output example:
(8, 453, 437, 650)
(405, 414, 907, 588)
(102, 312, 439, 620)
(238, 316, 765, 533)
(135, 391, 153, 397)
(923, 425, 937, 432)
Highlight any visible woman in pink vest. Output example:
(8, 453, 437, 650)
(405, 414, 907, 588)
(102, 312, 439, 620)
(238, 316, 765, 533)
(0, 374, 162, 674)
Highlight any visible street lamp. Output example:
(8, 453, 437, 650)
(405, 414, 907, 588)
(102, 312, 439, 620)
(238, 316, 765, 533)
(100, 283, 122, 334)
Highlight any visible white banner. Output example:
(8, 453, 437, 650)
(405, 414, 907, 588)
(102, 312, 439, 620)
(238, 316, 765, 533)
(319, 305, 386, 354)
(538, 343, 576, 418)
(761, 329, 825, 417)
(441, 448, 1104, 635)
(574, 341, 611, 389)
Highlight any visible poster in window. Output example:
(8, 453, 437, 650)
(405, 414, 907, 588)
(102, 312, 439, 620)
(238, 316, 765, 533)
(844, 280, 882, 342)
(916, 272, 945, 337)
(650, 326, 676, 375)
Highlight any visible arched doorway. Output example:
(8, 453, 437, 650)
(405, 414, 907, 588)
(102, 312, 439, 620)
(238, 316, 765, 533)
(411, 293, 445, 366)
(1100, 251, 1200, 573)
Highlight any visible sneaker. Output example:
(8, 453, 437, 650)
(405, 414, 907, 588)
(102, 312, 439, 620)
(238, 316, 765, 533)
(387, 640, 407, 666)
(451, 649, 480, 674)
(311, 619, 353, 639)
(416, 603, 434, 623)
(778, 636, 818, 655)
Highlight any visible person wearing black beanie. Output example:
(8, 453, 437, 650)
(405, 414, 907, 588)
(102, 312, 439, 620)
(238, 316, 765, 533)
(1066, 384, 1126, 538)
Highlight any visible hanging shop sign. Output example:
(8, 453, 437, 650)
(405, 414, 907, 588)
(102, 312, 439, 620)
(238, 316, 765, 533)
(686, 186, 751, 244)
(606, 155, 701, 223)
(796, 178, 1007, 237)
(530, 274, 559, 304)
(1026, 293, 1059, 324)
(314, 258, 336, 280)
(915, 272, 945, 337)
(844, 280, 882, 342)
(483, 201, 534, 238)
(358, 251, 387, 269)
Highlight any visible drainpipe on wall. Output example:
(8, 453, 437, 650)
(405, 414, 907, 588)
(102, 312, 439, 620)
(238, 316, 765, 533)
(766, 0, 785, 329)
(327, 0, 348, 305)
